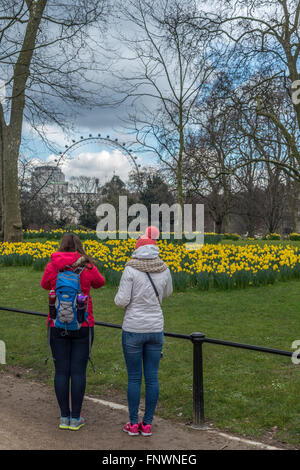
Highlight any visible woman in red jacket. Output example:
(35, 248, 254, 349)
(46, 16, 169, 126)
(41, 233, 105, 431)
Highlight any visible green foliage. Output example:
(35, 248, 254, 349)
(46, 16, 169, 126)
(264, 233, 281, 240)
(194, 272, 210, 291)
(0, 254, 33, 266)
(102, 269, 122, 287)
(204, 234, 223, 244)
(289, 233, 300, 241)
(223, 233, 241, 241)
(172, 271, 190, 291)
(213, 272, 234, 290)
(32, 258, 49, 271)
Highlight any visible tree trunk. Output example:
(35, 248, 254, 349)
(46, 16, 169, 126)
(215, 217, 223, 234)
(224, 212, 230, 233)
(288, 181, 299, 232)
(2, 127, 23, 241)
(245, 210, 257, 238)
(294, 182, 300, 232)
(292, 195, 299, 233)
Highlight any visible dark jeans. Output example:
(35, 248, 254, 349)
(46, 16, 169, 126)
(122, 330, 164, 425)
(50, 327, 94, 419)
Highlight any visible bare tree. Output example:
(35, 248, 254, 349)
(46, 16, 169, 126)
(227, 73, 300, 230)
(182, 68, 295, 234)
(67, 176, 100, 228)
(199, 0, 300, 180)
(0, 0, 109, 241)
(111, 0, 218, 212)
(182, 141, 236, 233)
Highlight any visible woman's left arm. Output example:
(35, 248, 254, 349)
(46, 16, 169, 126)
(90, 266, 106, 289)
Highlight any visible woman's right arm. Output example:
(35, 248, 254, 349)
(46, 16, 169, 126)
(41, 262, 57, 290)
(114, 267, 133, 308)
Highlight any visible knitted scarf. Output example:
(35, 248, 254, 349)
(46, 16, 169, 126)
(126, 257, 168, 273)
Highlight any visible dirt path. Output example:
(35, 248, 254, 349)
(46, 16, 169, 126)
(0, 370, 291, 451)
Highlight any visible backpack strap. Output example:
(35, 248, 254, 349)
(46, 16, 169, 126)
(88, 324, 95, 373)
(146, 272, 164, 361)
(60, 263, 85, 275)
(83, 295, 95, 373)
(45, 321, 51, 365)
(146, 272, 161, 306)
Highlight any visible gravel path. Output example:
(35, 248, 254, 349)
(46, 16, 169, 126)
(0, 370, 289, 451)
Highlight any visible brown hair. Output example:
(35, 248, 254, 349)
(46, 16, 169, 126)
(58, 233, 94, 267)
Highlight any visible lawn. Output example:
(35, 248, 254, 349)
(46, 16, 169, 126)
(0, 266, 300, 445)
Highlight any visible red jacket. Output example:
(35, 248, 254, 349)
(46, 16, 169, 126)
(41, 251, 105, 327)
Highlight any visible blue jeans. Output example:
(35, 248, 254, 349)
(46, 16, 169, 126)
(122, 330, 164, 425)
(50, 327, 94, 419)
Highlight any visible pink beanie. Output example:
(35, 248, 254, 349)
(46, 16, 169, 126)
(145, 225, 160, 239)
(134, 226, 160, 250)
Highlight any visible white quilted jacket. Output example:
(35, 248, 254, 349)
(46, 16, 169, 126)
(114, 245, 173, 333)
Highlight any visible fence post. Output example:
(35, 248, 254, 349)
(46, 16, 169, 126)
(190, 332, 205, 428)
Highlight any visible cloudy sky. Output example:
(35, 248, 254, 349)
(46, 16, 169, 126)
(20, 89, 154, 183)
(16, 2, 162, 184)
(15, 0, 245, 183)
(45, 148, 139, 185)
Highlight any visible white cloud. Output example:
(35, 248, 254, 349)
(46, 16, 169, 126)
(45, 149, 140, 184)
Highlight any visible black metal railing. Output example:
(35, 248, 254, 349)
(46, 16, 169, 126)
(0, 305, 295, 427)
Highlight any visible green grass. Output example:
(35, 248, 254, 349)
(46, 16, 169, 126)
(0, 266, 300, 445)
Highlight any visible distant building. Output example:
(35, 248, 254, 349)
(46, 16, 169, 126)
(31, 165, 68, 198)
(30, 165, 100, 225)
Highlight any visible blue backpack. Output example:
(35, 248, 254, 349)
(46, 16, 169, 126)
(54, 268, 87, 331)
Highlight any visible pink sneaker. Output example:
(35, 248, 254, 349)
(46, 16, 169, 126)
(139, 421, 152, 436)
(123, 422, 139, 436)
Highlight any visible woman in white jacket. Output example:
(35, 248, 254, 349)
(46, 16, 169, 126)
(114, 227, 173, 437)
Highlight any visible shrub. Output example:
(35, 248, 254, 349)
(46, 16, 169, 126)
(252, 268, 277, 286)
(32, 258, 49, 271)
(16, 254, 34, 266)
(232, 270, 252, 288)
(103, 269, 122, 287)
(213, 273, 235, 290)
(223, 233, 241, 241)
(204, 234, 222, 244)
(0, 255, 15, 266)
(194, 272, 210, 290)
(289, 233, 300, 241)
(264, 233, 281, 240)
(0, 254, 33, 266)
(172, 271, 190, 291)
